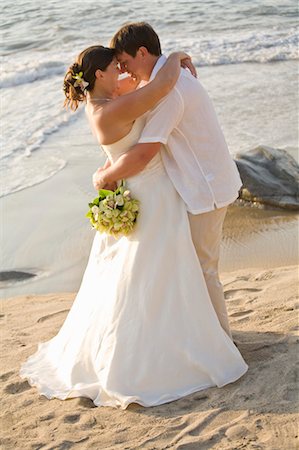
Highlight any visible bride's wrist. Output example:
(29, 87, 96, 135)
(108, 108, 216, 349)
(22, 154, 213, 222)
(168, 51, 191, 64)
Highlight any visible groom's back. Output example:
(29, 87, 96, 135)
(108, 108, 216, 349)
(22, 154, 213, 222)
(176, 69, 230, 161)
(139, 63, 242, 213)
(162, 68, 242, 212)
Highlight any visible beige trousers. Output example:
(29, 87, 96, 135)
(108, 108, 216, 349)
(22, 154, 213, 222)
(188, 206, 232, 339)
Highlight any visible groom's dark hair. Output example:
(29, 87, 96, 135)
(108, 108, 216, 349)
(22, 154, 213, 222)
(110, 22, 162, 57)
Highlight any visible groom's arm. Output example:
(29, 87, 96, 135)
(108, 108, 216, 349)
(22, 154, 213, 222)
(93, 142, 161, 190)
(138, 87, 184, 145)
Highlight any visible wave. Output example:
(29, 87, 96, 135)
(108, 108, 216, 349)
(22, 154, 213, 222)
(0, 157, 67, 198)
(165, 28, 299, 66)
(0, 111, 77, 161)
(1, 28, 298, 90)
(0, 60, 66, 89)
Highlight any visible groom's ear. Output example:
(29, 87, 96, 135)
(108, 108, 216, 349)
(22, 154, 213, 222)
(138, 46, 149, 59)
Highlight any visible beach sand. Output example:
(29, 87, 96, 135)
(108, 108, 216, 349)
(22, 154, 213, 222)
(1, 264, 298, 449)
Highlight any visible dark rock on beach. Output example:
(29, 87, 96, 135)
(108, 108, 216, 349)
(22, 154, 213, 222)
(235, 146, 299, 210)
(0, 271, 36, 283)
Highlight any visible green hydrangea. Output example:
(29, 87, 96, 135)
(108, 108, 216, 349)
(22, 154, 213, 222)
(86, 180, 139, 238)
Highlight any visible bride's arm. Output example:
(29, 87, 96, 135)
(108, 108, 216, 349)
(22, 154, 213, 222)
(115, 57, 197, 97)
(97, 51, 191, 128)
(116, 74, 140, 96)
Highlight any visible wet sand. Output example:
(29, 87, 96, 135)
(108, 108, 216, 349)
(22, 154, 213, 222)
(221, 203, 298, 272)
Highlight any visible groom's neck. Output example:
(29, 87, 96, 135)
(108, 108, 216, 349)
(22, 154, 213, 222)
(142, 55, 160, 81)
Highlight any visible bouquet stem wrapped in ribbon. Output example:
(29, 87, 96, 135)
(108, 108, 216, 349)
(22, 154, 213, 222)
(86, 180, 140, 238)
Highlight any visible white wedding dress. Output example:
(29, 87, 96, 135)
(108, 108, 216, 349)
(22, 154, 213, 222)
(19, 117, 248, 409)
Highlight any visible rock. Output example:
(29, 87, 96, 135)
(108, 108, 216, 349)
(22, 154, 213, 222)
(234, 146, 299, 210)
(0, 271, 36, 282)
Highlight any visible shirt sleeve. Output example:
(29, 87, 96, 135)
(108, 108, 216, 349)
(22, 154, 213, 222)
(138, 87, 184, 145)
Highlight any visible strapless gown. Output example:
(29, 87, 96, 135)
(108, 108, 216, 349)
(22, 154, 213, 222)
(19, 117, 248, 409)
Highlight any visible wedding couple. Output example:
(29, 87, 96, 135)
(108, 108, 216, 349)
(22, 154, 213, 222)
(19, 22, 248, 409)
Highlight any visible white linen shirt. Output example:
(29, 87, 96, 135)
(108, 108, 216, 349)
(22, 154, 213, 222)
(138, 55, 242, 214)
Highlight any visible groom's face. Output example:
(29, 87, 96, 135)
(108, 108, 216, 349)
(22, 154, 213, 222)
(117, 51, 144, 80)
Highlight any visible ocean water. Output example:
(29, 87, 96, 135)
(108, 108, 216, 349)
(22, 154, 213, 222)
(1, 0, 298, 197)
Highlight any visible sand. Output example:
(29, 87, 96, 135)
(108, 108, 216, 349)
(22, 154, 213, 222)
(1, 264, 298, 450)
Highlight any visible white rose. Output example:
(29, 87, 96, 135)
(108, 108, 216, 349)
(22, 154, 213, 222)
(91, 205, 99, 214)
(115, 194, 124, 206)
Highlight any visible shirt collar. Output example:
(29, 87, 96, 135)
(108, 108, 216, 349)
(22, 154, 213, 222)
(149, 54, 167, 82)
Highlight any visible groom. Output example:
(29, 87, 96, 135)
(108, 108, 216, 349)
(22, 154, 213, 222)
(93, 22, 242, 340)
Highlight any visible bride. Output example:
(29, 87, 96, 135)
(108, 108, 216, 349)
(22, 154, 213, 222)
(19, 45, 248, 409)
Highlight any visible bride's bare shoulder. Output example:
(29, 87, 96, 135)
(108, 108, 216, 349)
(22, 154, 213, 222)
(85, 101, 127, 145)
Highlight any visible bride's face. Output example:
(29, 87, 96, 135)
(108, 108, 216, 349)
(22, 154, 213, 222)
(98, 58, 120, 96)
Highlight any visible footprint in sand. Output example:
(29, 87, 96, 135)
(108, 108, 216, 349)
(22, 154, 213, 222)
(251, 271, 274, 281)
(230, 309, 254, 318)
(0, 371, 15, 382)
(224, 276, 250, 287)
(224, 288, 261, 300)
(284, 302, 299, 311)
(37, 309, 69, 323)
(226, 297, 247, 307)
(192, 394, 209, 401)
(63, 414, 81, 424)
(229, 309, 254, 322)
(283, 385, 298, 402)
(31, 442, 47, 449)
(40, 412, 55, 421)
(177, 398, 194, 411)
(282, 366, 299, 403)
(22, 399, 34, 407)
(225, 424, 250, 440)
(284, 365, 298, 385)
(48, 437, 89, 450)
(80, 416, 98, 429)
(4, 381, 31, 394)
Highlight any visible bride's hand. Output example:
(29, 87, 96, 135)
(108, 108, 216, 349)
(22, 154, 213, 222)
(169, 51, 197, 78)
(93, 168, 106, 191)
(93, 168, 117, 191)
(181, 58, 197, 78)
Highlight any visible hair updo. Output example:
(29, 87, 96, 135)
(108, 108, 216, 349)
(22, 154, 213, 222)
(63, 45, 115, 111)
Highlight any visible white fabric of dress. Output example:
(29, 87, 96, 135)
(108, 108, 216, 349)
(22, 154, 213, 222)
(19, 117, 248, 409)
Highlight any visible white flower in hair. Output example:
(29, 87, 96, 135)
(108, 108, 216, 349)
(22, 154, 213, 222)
(72, 71, 89, 93)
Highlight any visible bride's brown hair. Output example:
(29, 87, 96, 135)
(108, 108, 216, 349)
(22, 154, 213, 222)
(63, 45, 115, 111)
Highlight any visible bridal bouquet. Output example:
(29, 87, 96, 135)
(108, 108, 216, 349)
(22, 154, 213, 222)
(86, 181, 139, 238)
